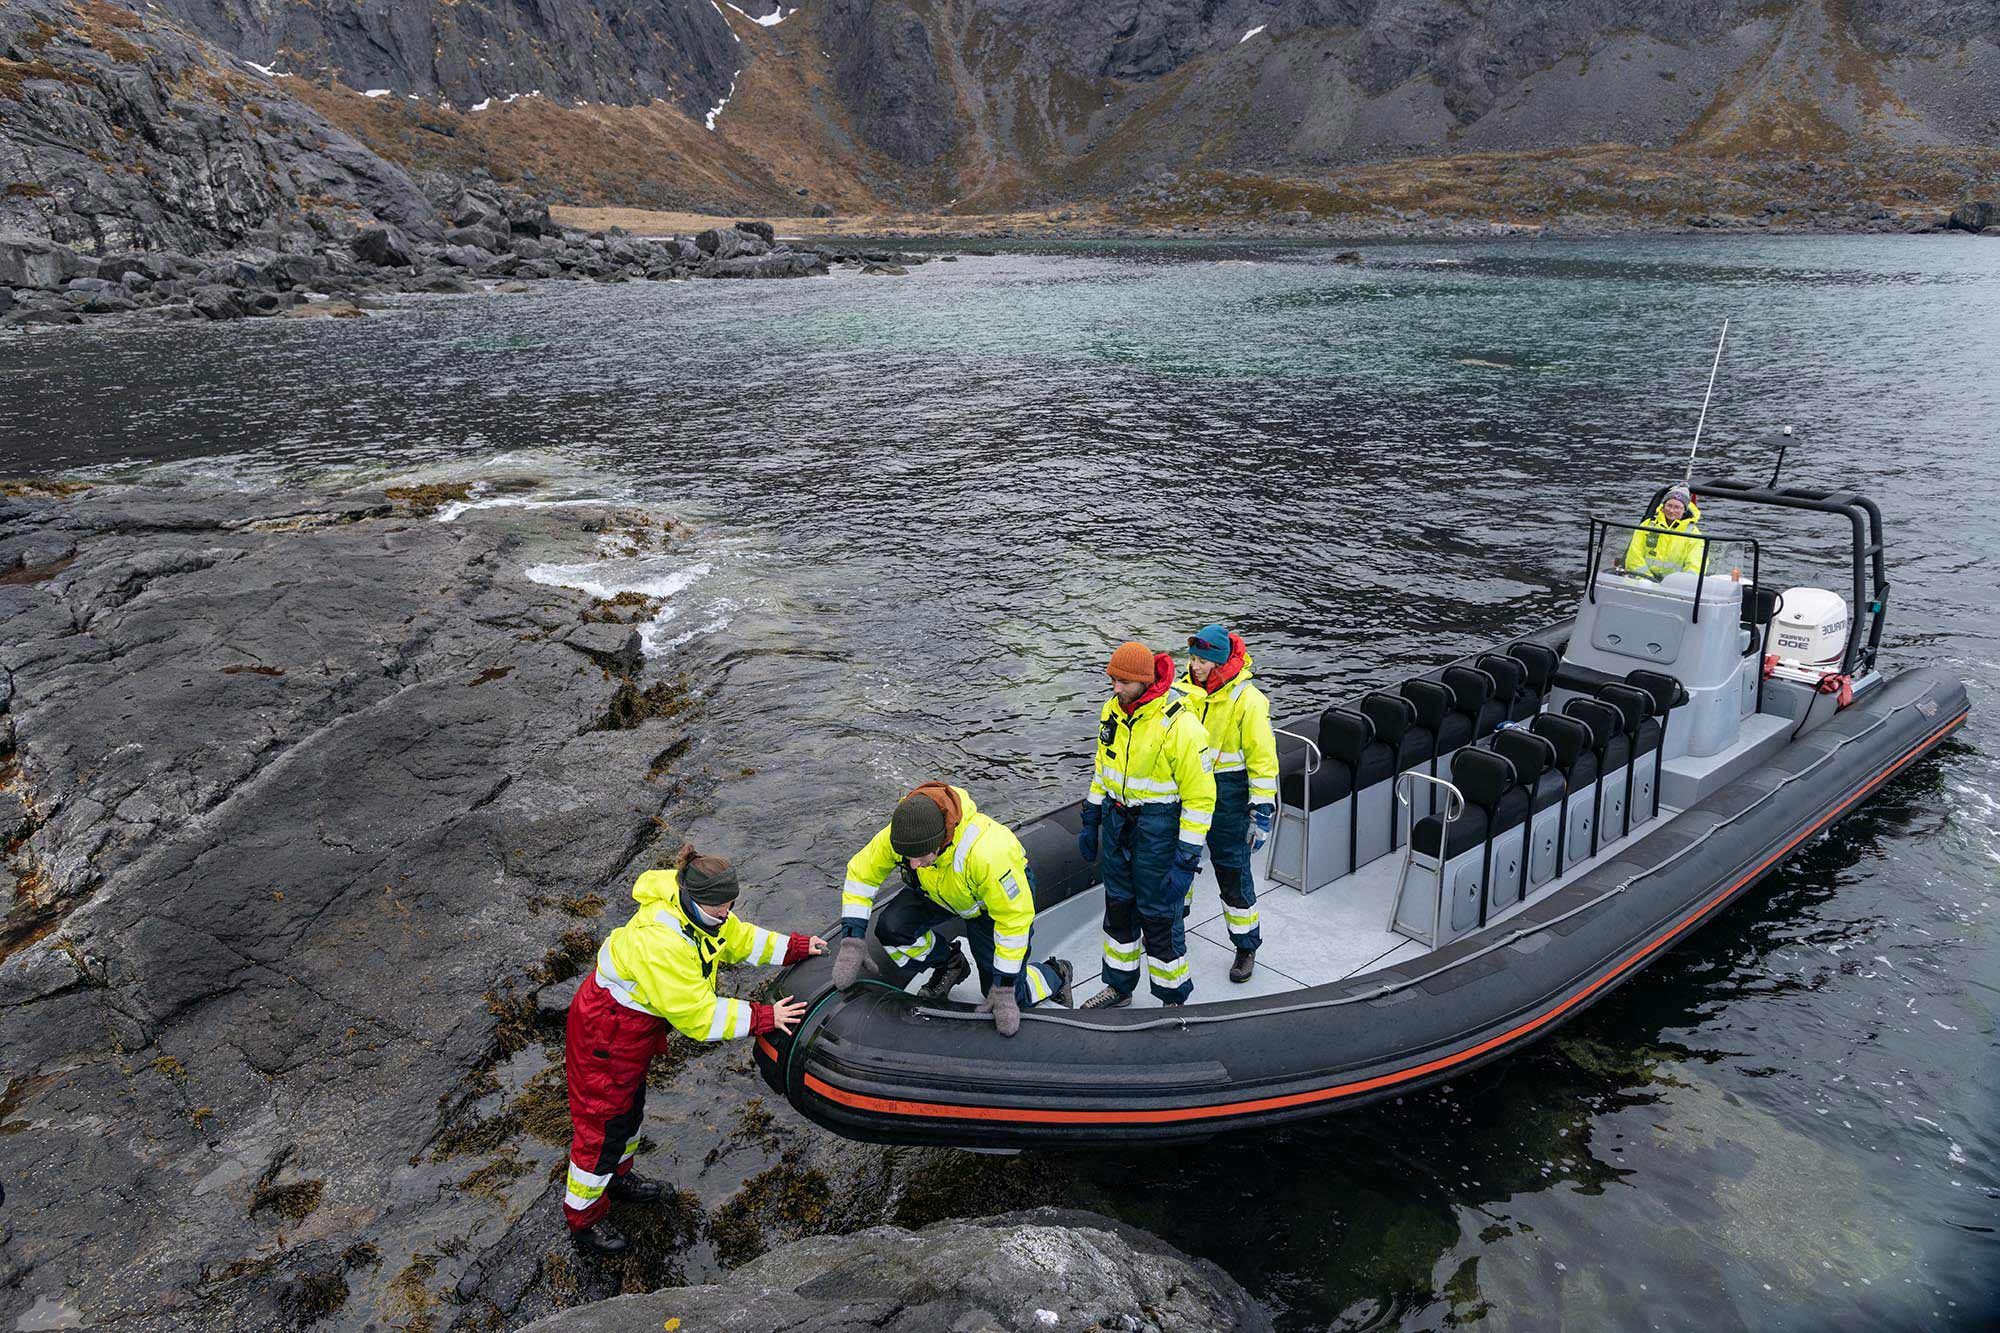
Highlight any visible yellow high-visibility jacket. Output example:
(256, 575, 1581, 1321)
(1622, 502, 1704, 578)
(841, 786, 1038, 975)
(594, 868, 792, 1041)
(1177, 659, 1279, 809)
(1089, 689, 1217, 851)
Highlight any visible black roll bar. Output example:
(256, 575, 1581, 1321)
(1643, 478, 1888, 679)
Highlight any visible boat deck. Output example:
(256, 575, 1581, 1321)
(903, 793, 1695, 1009)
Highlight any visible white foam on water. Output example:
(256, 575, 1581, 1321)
(433, 496, 613, 524)
(644, 598, 742, 656)
(1240, 24, 1266, 42)
(525, 559, 711, 604)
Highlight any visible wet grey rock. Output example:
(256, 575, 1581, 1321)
(1947, 200, 1996, 232)
(563, 622, 645, 673)
(520, 1209, 1271, 1333)
(353, 224, 418, 268)
(694, 226, 769, 260)
(701, 252, 828, 279)
(0, 485, 699, 1329)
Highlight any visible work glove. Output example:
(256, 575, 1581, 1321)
(1247, 803, 1274, 853)
(830, 936, 869, 990)
(1077, 802, 1102, 863)
(1161, 843, 1202, 905)
(977, 982, 1022, 1037)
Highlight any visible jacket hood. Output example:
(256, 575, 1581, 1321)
(1121, 651, 1177, 715)
(1176, 632, 1256, 696)
(632, 867, 681, 909)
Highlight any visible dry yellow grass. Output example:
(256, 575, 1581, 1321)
(550, 204, 1115, 238)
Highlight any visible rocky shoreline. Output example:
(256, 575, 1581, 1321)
(0, 183, 929, 329)
(0, 480, 1240, 1332)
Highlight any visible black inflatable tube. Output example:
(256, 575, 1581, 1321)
(756, 658, 1968, 1148)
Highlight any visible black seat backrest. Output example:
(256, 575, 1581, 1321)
(1319, 708, 1375, 777)
(1597, 683, 1654, 739)
(1624, 669, 1685, 721)
(1491, 729, 1554, 790)
(1529, 713, 1593, 781)
(1360, 691, 1430, 770)
(1449, 745, 1517, 812)
(1477, 654, 1534, 722)
(1564, 698, 1630, 770)
(1404, 678, 1466, 753)
(1508, 641, 1560, 701)
(1442, 665, 1506, 739)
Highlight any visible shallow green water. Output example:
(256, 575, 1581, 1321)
(3, 234, 1996, 1330)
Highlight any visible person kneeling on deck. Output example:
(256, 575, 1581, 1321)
(1620, 484, 1704, 579)
(1079, 641, 1217, 1009)
(563, 844, 824, 1257)
(1179, 624, 1278, 984)
(827, 782, 1074, 1036)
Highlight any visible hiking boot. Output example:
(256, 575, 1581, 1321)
(608, 1172, 662, 1204)
(917, 949, 972, 1002)
(1229, 948, 1256, 983)
(1079, 986, 1131, 1010)
(572, 1221, 629, 1258)
(1047, 959, 1075, 1008)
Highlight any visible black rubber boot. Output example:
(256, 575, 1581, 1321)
(572, 1221, 629, 1257)
(608, 1172, 662, 1204)
(1080, 986, 1131, 1010)
(1047, 959, 1074, 1008)
(1229, 948, 1256, 983)
(918, 949, 972, 1002)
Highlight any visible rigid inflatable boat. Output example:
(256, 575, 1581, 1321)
(755, 479, 1968, 1147)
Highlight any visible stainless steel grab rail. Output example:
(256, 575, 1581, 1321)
(1392, 771, 1465, 945)
(1266, 727, 1322, 890)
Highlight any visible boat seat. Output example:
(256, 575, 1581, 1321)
(1564, 696, 1632, 856)
(1507, 641, 1561, 716)
(1488, 728, 1566, 904)
(1530, 712, 1598, 790)
(1443, 665, 1508, 741)
(1360, 691, 1430, 849)
(1477, 653, 1535, 724)
(1279, 706, 1378, 810)
(1411, 747, 1528, 862)
(1401, 678, 1461, 768)
(1491, 728, 1565, 815)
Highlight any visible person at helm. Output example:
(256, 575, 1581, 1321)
(828, 782, 1073, 1036)
(1621, 484, 1704, 579)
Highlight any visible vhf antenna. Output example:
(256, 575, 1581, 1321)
(1684, 318, 1728, 484)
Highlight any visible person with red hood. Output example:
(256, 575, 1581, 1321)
(562, 843, 824, 1257)
(1177, 624, 1279, 983)
(1077, 640, 1217, 1007)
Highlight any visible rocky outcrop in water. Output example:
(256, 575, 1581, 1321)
(518, 1209, 1272, 1333)
(0, 206, 842, 326)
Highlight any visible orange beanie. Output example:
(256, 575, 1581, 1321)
(1106, 641, 1156, 683)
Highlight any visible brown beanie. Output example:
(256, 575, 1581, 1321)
(1106, 641, 1155, 683)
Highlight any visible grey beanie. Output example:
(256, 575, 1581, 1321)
(889, 793, 948, 859)
(1667, 484, 1693, 508)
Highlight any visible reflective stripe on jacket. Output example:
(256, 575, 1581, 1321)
(1176, 657, 1279, 808)
(1622, 503, 1704, 577)
(596, 869, 790, 1041)
(1089, 692, 1217, 850)
(841, 786, 1038, 974)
